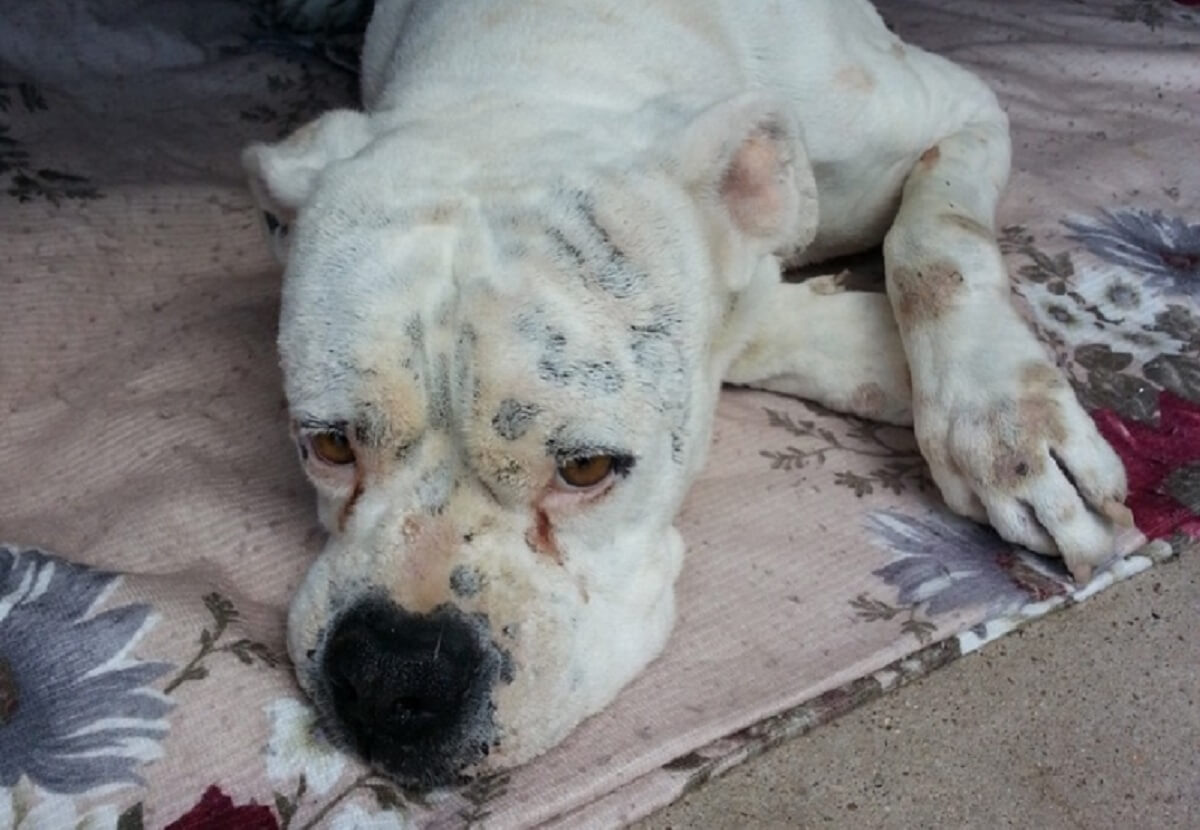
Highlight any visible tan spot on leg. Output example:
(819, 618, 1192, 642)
(1018, 395, 1069, 445)
(1102, 499, 1135, 528)
(849, 382, 887, 419)
(983, 392, 1071, 491)
(919, 146, 940, 169)
(891, 262, 965, 326)
(1054, 502, 1079, 525)
(834, 65, 876, 93)
(990, 447, 1045, 490)
(941, 212, 993, 241)
(1020, 362, 1067, 394)
(892, 42, 906, 59)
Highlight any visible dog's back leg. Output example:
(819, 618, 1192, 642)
(881, 100, 1131, 582)
(724, 278, 913, 426)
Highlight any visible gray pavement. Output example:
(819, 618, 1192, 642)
(634, 548, 1198, 829)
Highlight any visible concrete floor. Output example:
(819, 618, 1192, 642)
(634, 547, 1198, 829)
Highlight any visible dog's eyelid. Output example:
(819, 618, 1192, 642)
(294, 416, 350, 435)
(551, 446, 636, 472)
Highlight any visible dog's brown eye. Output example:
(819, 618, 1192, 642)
(311, 431, 355, 466)
(557, 455, 614, 489)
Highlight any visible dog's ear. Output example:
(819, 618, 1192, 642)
(241, 109, 373, 262)
(673, 92, 819, 285)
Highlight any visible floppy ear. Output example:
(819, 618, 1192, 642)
(674, 92, 819, 287)
(241, 109, 373, 262)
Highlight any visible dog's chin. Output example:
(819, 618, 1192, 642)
(307, 681, 497, 792)
(349, 736, 486, 793)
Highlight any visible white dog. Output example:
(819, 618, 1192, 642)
(243, 0, 1133, 790)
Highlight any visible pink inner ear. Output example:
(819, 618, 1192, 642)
(720, 131, 786, 238)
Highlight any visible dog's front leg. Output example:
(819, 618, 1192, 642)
(882, 114, 1132, 583)
(724, 278, 913, 426)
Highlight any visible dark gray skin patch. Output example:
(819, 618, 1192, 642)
(428, 353, 452, 431)
(416, 461, 452, 514)
(514, 308, 567, 351)
(671, 431, 684, 464)
(354, 420, 372, 445)
(545, 226, 585, 269)
(449, 565, 485, 598)
(494, 459, 524, 490)
(630, 304, 683, 338)
(543, 193, 647, 299)
(537, 358, 624, 393)
(629, 328, 684, 413)
(457, 615, 511, 690)
(627, 303, 691, 453)
(351, 401, 420, 452)
(405, 315, 425, 346)
(458, 324, 478, 349)
(515, 308, 623, 394)
(492, 399, 542, 440)
(454, 324, 478, 405)
(578, 193, 646, 297)
(498, 649, 515, 685)
(394, 437, 419, 461)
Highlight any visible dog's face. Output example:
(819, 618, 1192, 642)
(244, 94, 817, 788)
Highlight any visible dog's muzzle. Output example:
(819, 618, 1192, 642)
(319, 597, 503, 788)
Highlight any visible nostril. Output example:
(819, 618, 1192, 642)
(327, 669, 359, 708)
(391, 693, 443, 728)
(395, 695, 424, 714)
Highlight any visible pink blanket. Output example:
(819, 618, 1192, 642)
(1, 0, 1196, 826)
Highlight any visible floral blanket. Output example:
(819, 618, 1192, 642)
(1, 0, 1197, 827)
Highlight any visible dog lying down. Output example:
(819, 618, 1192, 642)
(242, 0, 1136, 791)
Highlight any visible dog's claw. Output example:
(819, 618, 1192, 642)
(1069, 561, 1094, 587)
(915, 356, 1135, 587)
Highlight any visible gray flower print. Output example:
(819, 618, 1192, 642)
(865, 510, 1046, 617)
(1064, 209, 1200, 298)
(0, 545, 172, 794)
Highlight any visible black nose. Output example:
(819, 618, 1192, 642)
(322, 599, 496, 783)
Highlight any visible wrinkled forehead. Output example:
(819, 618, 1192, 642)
(278, 184, 695, 441)
(278, 208, 456, 416)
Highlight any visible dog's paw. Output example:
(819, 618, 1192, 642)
(916, 361, 1133, 584)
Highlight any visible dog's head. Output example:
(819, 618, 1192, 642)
(243, 93, 817, 789)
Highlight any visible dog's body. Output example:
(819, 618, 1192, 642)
(244, 0, 1132, 789)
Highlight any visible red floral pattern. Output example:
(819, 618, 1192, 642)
(1093, 391, 1200, 541)
(165, 786, 279, 830)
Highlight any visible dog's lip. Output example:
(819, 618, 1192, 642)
(360, 734, 480, 790)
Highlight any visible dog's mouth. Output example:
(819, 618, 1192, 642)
(311, 597, 507, 790)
